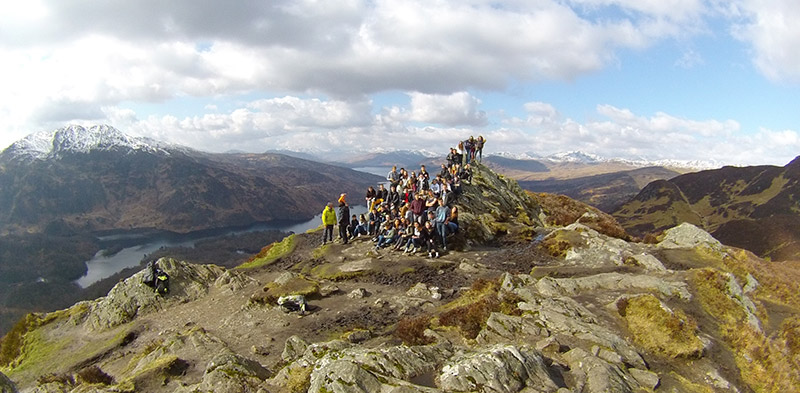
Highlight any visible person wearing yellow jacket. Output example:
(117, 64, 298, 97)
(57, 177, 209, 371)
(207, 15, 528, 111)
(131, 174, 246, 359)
(321, 202, 336, 245)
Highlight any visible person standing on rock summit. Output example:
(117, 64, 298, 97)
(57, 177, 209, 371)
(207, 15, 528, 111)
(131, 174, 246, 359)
(321, 202, 336, 245)
(337, 193, 351, 244)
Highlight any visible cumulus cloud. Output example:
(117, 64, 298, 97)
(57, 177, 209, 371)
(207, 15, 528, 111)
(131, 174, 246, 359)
(730, 0, 800, 82)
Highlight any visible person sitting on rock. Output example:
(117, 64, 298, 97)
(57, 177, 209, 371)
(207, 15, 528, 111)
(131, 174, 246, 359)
(404, 221, 425, 253)
(459, 164, 473, 184)
(365, 186, 377, 212)
(423, 221, 440, 258)
(375, 221, 398, 249)
(348, 214, 359, 240)
(393, 218, 414, 251)
(387, 184, 401, 209)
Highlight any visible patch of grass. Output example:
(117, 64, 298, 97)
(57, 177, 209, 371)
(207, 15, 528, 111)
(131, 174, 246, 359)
(237, 234, 296, 269)
(76, 365, 113, 385)
(311, 243, 331, 259)
(0, 313, 41, 367)
(438, 279, 523, 339)
(619, 294, 703, 358)
(286, 363, 313, 393)
(540, 234, 572, 258)
(692, 268, 800, 392)
(691, 268, 747, 325)
(725, 322, 800, 393)
(395, 315, 434, 346)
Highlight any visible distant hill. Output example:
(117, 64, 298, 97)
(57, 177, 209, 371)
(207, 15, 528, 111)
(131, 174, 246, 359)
(330, 150, 443, 171)
(613, 157, 800, 260)
(482, 155, 549, 174)
(518, 167, 681, 212)
(0, 125, 382, 336)
(0, 125, 381, 234)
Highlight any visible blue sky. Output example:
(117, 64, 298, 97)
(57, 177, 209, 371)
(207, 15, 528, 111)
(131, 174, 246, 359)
(0, 0, 798, 166)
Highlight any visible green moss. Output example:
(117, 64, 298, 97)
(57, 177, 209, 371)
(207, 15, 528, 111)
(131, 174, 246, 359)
(237, 234, 297, 269)
(309, 263, 365, 281)
(312, 243, 331, 259)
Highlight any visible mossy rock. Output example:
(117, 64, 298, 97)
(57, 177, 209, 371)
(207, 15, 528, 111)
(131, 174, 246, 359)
(238, 234, 297, 269)
(254, 275, 320, 305)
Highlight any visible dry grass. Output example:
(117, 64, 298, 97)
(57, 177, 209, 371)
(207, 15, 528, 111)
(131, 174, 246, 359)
(528, 192, 629, 240)
(618, 294, 703, 358)
(438, 279, 523, 339)
(76, 365, 113, 385)
(395, 315, 434, 346)
(692, 267, 800, 392)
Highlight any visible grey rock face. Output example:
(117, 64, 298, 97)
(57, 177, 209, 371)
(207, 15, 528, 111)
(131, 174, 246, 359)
(534, 272, 691, 300)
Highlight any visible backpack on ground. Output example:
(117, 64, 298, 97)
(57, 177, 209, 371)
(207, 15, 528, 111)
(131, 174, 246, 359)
(277, 295, 307, 313)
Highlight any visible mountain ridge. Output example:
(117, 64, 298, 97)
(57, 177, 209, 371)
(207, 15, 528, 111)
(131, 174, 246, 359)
(613, 156, 800, 260)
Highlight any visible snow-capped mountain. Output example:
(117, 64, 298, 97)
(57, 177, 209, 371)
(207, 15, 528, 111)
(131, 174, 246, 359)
(490, 150, 721, 171)
(2, 125, 181, 162)
(544, 151, 604, 164)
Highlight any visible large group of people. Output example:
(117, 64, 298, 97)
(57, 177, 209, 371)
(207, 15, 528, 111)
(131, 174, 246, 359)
(321, 137, 486, 259)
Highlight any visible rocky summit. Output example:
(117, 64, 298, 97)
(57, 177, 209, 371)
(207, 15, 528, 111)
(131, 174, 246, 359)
(1, 164, 798, 393)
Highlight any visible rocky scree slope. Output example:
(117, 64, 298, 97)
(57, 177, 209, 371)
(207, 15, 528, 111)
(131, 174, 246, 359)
(1, 165, 798, 393)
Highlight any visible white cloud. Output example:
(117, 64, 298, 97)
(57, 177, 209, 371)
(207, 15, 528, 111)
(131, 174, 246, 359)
(405, 92, 487, 126)
(730, 0, 800, 82)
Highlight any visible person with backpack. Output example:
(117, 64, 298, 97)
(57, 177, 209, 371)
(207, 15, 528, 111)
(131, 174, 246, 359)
(321, 202, 336, 245)
(476, 135, 486, 162)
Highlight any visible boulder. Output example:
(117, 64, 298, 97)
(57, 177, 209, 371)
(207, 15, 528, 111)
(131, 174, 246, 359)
(406, 283, 441, 300)
(439, 345, 560, 393)
(563, 348, 638, 393)
(282, 335, 309, 363)
(657, 223, 723, 251)
(0, 372, 17, 393)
